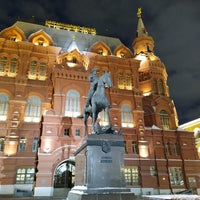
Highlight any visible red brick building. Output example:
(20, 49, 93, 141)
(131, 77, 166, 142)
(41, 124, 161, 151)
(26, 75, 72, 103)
(0, 9, 199, 196)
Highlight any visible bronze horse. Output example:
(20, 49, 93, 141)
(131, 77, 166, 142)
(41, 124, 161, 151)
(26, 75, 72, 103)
(80, 72, 113, 134)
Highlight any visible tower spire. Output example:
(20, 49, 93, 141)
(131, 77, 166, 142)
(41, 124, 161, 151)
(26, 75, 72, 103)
(136, 7, 148, 37)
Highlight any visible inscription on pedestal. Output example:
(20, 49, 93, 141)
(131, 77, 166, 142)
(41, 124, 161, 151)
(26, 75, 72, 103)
(100, 156, 112, 163)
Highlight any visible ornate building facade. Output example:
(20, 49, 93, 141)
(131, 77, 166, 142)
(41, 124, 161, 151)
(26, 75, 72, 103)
(0, 9, 200, 196)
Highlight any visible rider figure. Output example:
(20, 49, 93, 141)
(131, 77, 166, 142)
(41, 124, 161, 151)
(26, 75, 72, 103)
(85, 68, 99, 108)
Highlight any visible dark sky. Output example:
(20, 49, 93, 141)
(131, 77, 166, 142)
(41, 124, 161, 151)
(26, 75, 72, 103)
(0, 0, 200, 125)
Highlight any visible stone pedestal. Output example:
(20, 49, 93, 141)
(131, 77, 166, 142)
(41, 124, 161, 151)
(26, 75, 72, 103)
(67, 133, 135, 200)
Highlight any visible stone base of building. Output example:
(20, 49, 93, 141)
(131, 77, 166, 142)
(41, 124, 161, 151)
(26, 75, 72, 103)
(67, 186, 136, 200)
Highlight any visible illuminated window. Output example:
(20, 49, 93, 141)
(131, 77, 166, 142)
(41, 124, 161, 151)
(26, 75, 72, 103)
(0, 94, 9, 121)
(24, 96, 41, 122)
(121, 105, 133, 127)
(160, 110, 170, 130)
(10, 35, 17, 41)
(125, 73, 132, 90)
(132, 141, 138, 154)
(152, 79, 158, 94)
(124, 166, 140, 186)
(16, 168, 35, 184)
(158, 79, 165, 95)
(118, 73, 124, 89)
(65, 90, 80, 117)
(0, 136, 5, 152)
(169, 167, 184, 186)
(38, 37, 44, 46)
(98, 49, 103, 55)
(0, 56, 7, 75)
(32, 137, 38, 152)
(18, 137, 26, 152)
(28, 61, 37, 79)
(38, 62, 46, 80)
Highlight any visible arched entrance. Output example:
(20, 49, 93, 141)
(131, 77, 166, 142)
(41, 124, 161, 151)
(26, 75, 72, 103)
(54, 160, 75, 189)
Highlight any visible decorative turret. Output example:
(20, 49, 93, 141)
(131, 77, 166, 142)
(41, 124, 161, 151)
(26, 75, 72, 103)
(133, 8, 158, 61)
(132, 8, 178, 130)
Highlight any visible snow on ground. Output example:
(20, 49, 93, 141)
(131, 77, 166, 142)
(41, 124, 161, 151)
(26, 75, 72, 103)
(142, 194, 200, 199)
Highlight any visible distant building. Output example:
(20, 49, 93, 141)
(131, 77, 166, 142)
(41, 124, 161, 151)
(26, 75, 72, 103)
(179, 118, 200, 159)
(0, 8, 199, 196)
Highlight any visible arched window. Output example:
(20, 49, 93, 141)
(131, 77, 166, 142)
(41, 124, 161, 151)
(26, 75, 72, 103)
(24, 96, 41, 122)
(0, 94, 9, 121)
(121, 105, 133, 128)
(158, 79, 165, 95)
(160, 110, 170, 130)
(65, 90, 80, 117)
(152, 79, 158, 94)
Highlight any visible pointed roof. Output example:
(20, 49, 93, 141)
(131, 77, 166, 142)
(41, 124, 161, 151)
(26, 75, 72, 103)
(136, 8, 148, 37)
(66, 35, 79, 52)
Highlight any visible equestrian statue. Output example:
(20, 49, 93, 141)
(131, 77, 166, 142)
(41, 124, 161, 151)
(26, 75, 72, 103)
(78, 68, 117, 135)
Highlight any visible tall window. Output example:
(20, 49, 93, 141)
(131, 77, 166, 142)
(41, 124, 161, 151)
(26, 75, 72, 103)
(160, 110, 170, 130)
(16, 168, 35, 184)
(8, 58, 17, 76)
(121, 105, 133, 127)
(124, 167, 140, 186)
(152, 79, 158, 94)
(24, 96, 41, 122)
(0, 136, 5, 152)
(158, 79, 165, 95)
(18, 137, 26, 152)
(173, 143, 180, 156)
(28, 61, 37, 79)
(164, 142, 171, 156)
(38, 62, 46, 80)
(0, 56, 7, 75)
(118, 73, 124, 89)
(0, 94, 9, 121)
(32, 137, 38, 152)
(169, 167, 184, 186)
(125, 73, 132, 90)
(65, 90, 80, 117)
(150, 166, 157, 177)
(132, 141, 138, 154)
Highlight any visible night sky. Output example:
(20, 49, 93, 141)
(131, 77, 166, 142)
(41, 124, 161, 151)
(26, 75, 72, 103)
(0, 0, 200, 125)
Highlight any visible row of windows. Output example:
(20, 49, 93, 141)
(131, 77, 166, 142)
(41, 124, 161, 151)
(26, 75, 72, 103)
(0, 136, 38, 153)
(125, 140, 179, 156)
(0, 90, 170, 129)
(121, 166, 184, 186)
(14, 166, 184, 186)
(0, 56, 47, 80)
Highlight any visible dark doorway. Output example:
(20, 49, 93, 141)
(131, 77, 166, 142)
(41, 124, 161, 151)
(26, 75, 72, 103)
(54, 160, 75, 189)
